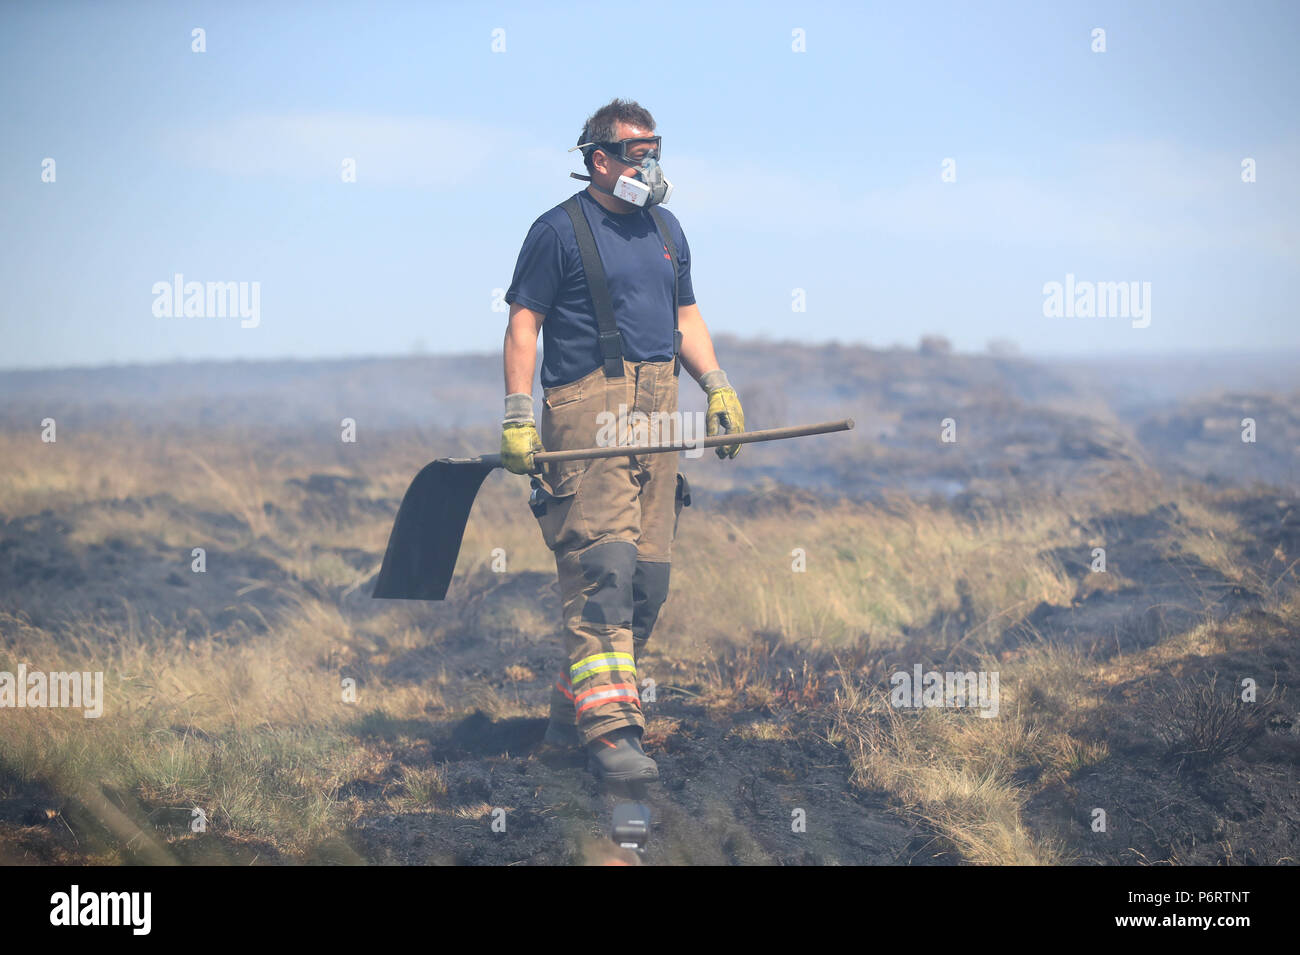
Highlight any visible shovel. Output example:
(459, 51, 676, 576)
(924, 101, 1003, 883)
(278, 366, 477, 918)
(371, 418, 854, 601)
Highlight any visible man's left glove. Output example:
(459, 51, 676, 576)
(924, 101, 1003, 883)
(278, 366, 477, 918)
(700, 369, 744, 459)
(501, 393, 544, 475)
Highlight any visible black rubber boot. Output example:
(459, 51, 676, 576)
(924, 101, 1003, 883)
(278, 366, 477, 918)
(586, 727, 658, 783)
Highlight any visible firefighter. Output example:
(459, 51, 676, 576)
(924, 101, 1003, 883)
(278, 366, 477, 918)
(500, 99, 744, 783)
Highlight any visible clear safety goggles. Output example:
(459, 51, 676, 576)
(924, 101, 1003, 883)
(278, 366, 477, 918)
(569, 136, 662, 165)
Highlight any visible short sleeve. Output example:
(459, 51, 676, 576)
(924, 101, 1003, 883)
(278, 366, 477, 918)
(505, 220, 565, 315)
(673, 221, 696, 307)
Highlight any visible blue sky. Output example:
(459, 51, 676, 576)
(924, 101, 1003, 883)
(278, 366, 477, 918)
(1, 0, 1297, 370)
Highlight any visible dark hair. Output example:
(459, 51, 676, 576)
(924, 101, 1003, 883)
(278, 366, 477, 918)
(578, 98, 657, 174)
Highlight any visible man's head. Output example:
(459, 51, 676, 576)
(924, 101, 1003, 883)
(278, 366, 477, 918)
(578, 98, 658, 179)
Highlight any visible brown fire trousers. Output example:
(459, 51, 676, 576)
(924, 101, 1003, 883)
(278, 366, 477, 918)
(532, 357, 689, 746)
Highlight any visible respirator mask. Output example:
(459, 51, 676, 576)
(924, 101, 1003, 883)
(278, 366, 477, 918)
(569, 136, 673, 207)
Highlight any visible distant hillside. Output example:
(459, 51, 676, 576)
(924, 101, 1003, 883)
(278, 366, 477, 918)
(2, 337, 1296, 494)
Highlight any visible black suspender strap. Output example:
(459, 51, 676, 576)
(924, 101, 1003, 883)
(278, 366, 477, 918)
(649, 207, 682, 377)
(560, 194, 683, 381)
(561, 195, 624, 379)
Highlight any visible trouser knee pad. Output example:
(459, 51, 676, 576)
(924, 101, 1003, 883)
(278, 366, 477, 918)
(631, 559, 671, 652)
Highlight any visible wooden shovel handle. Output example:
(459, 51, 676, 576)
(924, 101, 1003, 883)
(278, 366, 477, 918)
(531, 418, 854, 468)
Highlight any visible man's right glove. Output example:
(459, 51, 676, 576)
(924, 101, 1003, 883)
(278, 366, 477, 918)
(501, 393, 544, 475)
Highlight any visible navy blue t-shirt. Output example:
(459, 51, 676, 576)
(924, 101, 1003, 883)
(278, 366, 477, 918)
(505, 189, 696, 388)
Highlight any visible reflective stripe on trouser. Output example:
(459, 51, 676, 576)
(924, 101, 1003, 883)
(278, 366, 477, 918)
(537, 358, 682, 746)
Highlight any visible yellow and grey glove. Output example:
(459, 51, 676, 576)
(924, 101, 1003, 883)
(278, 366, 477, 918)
(700, 369, 744, 459)
(501, 393, 544, 475)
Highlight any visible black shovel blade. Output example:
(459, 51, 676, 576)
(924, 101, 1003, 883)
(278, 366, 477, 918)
(372, 457, 499, 600)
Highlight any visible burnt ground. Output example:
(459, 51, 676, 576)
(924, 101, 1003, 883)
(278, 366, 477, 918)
(341, 698, 925, 866)
(1, 478, 1297, 865)
(1022, 601, 1300, 866)
(0, 496, 302, 641)
(330, 566, 931, 866)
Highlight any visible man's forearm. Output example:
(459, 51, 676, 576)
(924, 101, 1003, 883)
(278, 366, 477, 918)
(676, 303, 721, 385)
(504, 331, 536, 397)
(504, 306, 542, 399)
